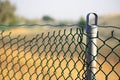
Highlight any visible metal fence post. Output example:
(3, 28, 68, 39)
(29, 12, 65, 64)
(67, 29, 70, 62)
(86, 13, 98, 80)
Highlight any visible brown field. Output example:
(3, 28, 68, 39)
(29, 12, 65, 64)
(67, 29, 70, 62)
(0, 27, 120, 80)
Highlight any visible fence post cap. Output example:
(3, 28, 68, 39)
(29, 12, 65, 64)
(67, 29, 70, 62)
(86, 13, 98, 26)
(86, 13, 98, 34)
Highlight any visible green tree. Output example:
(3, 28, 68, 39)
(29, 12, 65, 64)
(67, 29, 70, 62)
(78, 17, 86, 28)
(42, 15, 54, 22)
(0, 0, 17, 24)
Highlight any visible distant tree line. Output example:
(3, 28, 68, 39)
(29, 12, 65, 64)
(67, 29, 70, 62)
(78, 17, 86, 28)
(0, 0, 86, 27)
(0, 0, 18, 24)
(42, 16, 54, 22)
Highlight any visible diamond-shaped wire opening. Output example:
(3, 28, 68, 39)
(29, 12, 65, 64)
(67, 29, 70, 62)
(108, 71, 119, 80)
(96, 71, 106, 80)
(114, 63, 120, 77)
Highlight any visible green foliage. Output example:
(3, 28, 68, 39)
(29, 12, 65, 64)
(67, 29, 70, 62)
(42, 15, 54, 22)
(78, 17, 86, 28)
(0, 0, 17, 24)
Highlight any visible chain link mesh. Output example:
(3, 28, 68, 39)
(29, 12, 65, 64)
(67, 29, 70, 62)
(95, 29, 120, 80)
(0, 26, 120, 80)
(0, 27, 86, 80)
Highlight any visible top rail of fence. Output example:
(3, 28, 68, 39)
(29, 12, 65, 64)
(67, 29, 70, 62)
(0, 24, 120, 29)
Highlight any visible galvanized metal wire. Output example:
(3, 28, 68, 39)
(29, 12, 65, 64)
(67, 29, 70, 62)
(0, 24, 120, 80)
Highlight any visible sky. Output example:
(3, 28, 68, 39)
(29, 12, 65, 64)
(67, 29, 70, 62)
(10, 0, 120, 21)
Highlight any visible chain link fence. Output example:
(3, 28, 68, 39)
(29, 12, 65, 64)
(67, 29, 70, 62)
(0, 25, 120, 80)
(95, 27, 120, 80)
(0, 12, 120, 80)
(0, 27, 87, 80)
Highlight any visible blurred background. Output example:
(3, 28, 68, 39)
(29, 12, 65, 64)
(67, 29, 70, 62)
(0, 0, 120, 36)
(0, 0, 120, 31)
